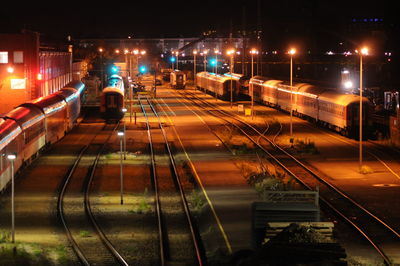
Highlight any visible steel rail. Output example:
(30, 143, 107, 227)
(141, 95, 204, 266)
(58, 122, 129, 265)
(183, 90, 396, 265)
(138, 95, 166, 266)
(84, 122, 129, 266)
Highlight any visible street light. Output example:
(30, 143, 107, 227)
(117, 131, 124, 204)
(7, 154, 16, 243)
(288, 48, 296, 138)
(122, 108, 127, 160)
(193, 50, 197, 88)
(250, 49, 259, 118)
(227, 49, 236, 108)
(358, 47, 369, 170)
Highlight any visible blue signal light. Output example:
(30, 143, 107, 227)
(111, 66, 119, 73)
(210, 59, 217, 66)
(139, 65, 147, 74)
(170, 57, 176, 63)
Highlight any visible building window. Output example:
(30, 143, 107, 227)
(0, 51, 8, 63)
(13, 51, 23, 63)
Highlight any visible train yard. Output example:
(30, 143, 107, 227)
(0, 78, 400, 265)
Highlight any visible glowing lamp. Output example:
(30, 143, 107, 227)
(7, 66, 14, 73)
(139, 65, 147, 73)
(37, 73, 43, 80)
(7, 154, 16, 160)
(344, 81, 353, 89)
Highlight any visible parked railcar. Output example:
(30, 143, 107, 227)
(223, 72, 249, 96)
(248, 76, 372, 138)
(55, 81, 85, 131)
(21, 94, 67, 145)
(170, 70, 186, 89)
(196, 72, 241, 100)
(3, 106, 46, 162)
(0, 118, 23, 191)
(100, 74, 125, 120)
(317, 91, 372, 136)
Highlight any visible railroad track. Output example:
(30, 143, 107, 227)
(180, 90, 400, 265)
(139, 95, 205, 266)
(57, 122, 129, 266)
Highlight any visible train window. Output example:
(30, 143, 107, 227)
(106, 95, 117, 108)
(0, 51, 8, 63)
(13, 51, 24, 63)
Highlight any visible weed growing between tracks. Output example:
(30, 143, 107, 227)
(0, 241, 71, 265)
(128, 188, 152, 214)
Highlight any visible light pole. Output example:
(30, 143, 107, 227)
(227, 49, 235, 108)
(7, 154, 16, 243)
(214, 49, 219, 74)
(117, 131, 124, 204)
(98, 48, 104, 89)
(203, 50, 208, 72)
(288, 48, 296, 138)
(176, 51, 179, 70)
(122, 108, 127, 160)
(193, 50, 197, 88)
(250, 49, 258, 119)
(358, 47, 368, 170)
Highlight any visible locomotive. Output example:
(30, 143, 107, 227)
(99, 74, 125, 120)
(0, 81, 85, 191)
(170, 70, 186, 89)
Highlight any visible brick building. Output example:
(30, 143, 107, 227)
(0, 31, 75, 114)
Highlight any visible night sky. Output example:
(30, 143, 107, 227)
(1, 1, 392, 42)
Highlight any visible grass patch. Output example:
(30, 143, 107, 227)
(214, 125, 255, 155)
(129, 188, 151, 214)
(189, 190, 206, 213)
(0, 244, 53, 266)
(291, 138, 319, 155)
(79, 230, 91, 238)
(359, 165, 374, 174)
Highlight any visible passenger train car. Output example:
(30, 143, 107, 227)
(170, 70, 186, 89)
(0, 81, 85, 191)
(196, 72, 242, 100)
(249, 76, 372, 137)
(100, 74, 125, 120)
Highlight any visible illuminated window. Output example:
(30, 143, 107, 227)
(0, 51, 8, 63)
(14, 51, 23, 63)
